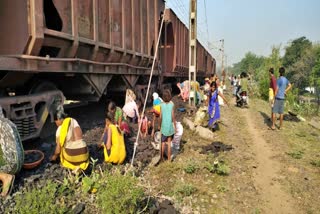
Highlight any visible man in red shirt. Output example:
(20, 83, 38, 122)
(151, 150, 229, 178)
(269, 68, 277, 120)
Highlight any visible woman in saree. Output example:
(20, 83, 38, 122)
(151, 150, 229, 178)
(98, 113, 126, 164)
(208, 81, 229, 131)
(108, 101, 130, 135)
(50, 106, 89, 172)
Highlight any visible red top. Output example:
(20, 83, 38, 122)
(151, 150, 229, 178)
(270, 75, 277, 93)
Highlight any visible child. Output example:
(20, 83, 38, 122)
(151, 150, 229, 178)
(149, 92, 162, 137)
(159, 89, 176, 161)
(139, 114, 151, 139)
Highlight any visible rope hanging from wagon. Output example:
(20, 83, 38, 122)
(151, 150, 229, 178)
(130, 9, 166, 167)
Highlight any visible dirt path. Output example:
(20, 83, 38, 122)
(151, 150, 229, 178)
(243, 108, 298, 213)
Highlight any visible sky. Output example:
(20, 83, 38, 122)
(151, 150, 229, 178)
(167, 0, 320, 67)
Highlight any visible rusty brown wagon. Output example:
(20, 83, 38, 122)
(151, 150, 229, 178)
(0, 0, 215, 141)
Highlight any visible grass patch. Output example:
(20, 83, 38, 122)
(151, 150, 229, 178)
(217, 184, 228, 193)
(13, 181, 67, 214)
(183, 161, 199, 174)
(205, 160, 230, 176)
(254, 208, 261, 214)
(97, 170, 144, 214)
(310, 159, 320, 167)
(286, 150, 304, 159)
(171, 183, 197, 200)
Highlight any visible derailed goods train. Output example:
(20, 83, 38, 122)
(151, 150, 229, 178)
(0, 0, 216, 141)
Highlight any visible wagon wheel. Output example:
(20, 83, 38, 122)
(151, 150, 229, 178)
(29, 81, 58, 95)
(28, 81, 63, 138)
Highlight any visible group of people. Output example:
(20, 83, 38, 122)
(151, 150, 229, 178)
(49, 88, 179, 174)
(200, 67, 292, 132)
(230, 72, 249, 105)
(177, 74, 228, 107)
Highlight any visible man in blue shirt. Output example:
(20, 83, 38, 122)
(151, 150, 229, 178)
(271, 67, 292, 130)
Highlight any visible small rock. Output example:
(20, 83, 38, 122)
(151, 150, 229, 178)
(195, 126, 215, 140)
(183, 117, 195, 130)
(24, 174, 42, 183)
(71, 203, 85, 214)
(41, 143, 52, 149)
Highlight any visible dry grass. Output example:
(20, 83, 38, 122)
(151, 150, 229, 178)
(145, 125, 228, 213)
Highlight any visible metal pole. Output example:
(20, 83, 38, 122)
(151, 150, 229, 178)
(225, 55, 228, 75)
(220, 39, 225, 82)
(130, 10, 166, 167)
(189, 0, 197, 106)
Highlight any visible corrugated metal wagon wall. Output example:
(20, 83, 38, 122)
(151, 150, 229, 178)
(162, 9, 215, 79)
(0, 0, 165, 67)
(0, 0, 165, 101)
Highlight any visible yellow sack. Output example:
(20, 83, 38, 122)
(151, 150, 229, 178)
(59, 118, 89, 170)
(269, 88, 274, 100)
(103, 124, 126, 164)
(153, 105, 161, 115)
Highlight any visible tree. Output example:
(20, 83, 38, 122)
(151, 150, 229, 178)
(283, 36, 312, 68)
(289, 46, 317, 90)
(230, 52, 264, 77)
(311, 44, 320, 112)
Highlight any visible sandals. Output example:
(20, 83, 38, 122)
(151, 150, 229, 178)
(1, 174, 15, 197)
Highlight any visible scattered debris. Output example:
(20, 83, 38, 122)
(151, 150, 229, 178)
(200, 141, 233, 155)
(283, 113, 300, 122)
(149, 199, 179, 214)
(71, 203, 85, 214)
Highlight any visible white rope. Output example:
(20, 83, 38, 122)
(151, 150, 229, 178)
(130, 9, 166, 167)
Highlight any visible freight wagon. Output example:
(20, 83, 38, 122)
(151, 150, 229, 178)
(0, 0, 216, 141)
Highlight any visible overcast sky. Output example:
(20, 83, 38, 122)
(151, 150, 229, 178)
(167, 0, 320, 67)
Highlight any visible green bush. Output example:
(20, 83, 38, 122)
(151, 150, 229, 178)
(286, 150, 304, 159)
(173, 183, 197, 197)
(215, 162, 230, 176)
(310, 159, 320, 167)
(169, 182, 198, 201)
(206, 160, 230, 176)
(258, 72, 270, 100)
(183, 162, 198, 174)
(13, 181, 67, 214)
(97, 171, 144, 214)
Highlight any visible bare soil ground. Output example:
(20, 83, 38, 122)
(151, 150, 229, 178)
(145, 90, 320, 213)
